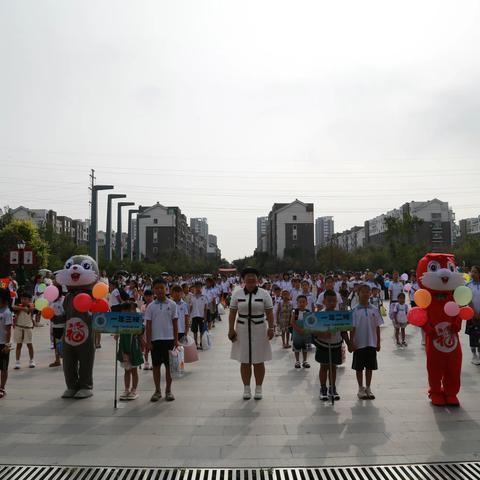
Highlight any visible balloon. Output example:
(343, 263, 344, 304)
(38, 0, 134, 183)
(35, 298, 48, 311)
(404, 283, 412, 293)
(38, 283, 47, 293)
(43, 285, 59, 303)
(460, 306, 474, 321)
(414, 289, 432, 309)
(453, 286, 473, 306)
(401, 273, 409, 282)
(90, 298, 109, 313)
(92, 282, 109, 300)
(408, 307, 428, 327)
(463, 273, 471, 282)
(444, 301, 460, 317)
(73, 293, 93, 313)
(41, 306, 55, 320)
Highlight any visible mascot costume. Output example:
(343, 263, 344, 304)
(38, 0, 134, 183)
(55, 255, 99, 399)
(409, 253, 473, 406)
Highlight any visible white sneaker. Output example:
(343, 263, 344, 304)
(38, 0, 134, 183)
(357, 386, 368, 399)
(243, 386, 252, 400)
(14, 361, 20, 370)
(472, 356, 480, 366)
(254, 386, 263, 400)
(29, 359, 36, 368)
(365, 387, 375, 399)
(143, 362, 150, 370)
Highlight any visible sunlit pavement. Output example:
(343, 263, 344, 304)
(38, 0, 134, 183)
(2, 309, 480, 468)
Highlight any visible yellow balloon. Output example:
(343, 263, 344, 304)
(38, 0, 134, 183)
(92, 282, 109, 300)
(414, 289, 432, 309)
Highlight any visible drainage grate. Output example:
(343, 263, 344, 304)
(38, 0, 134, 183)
(1, 463, 480, 480)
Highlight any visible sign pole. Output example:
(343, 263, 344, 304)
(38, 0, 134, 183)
(114, 333, 119, 409)
(328, 342, 334, 406)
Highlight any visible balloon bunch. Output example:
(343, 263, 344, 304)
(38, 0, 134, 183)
(72, 282, 110, 313)
(35, 284, 60, 320)
(408, 286, 474, 327)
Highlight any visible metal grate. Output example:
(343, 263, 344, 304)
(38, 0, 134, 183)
(1, 463, 480, 480)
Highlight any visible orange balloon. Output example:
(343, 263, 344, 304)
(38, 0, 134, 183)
(414, 289, 432, 309)
(42, 306, 55, 320)
(92, 282, 109, 300)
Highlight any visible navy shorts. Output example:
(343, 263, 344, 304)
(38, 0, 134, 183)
(151, 340, 175, 367)
(352, 347, 377, 371)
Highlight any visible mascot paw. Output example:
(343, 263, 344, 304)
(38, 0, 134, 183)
(74, 389, 93, 399)
(430, 393, 446, 406)
(445, 395, 460, 406)
(61, 389, 78, 399)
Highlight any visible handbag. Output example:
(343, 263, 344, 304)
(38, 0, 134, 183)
(380, 305, 387, 317)
(169, 347, 185, 378)
(201, 329, 212, 351)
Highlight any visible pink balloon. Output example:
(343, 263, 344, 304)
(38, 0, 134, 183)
(404, 283, 412, 293)
(43, 285, 59, 303)
(407, 307, 428, 327)
(444, 301, 460, 317)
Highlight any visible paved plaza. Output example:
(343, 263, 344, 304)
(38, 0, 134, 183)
(2, 309, 480, 468)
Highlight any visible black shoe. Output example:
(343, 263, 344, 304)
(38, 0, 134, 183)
(320, 386, 328, 401)
(328, 386, 340, 401)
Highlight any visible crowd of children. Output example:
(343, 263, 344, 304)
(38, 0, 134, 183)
(2, 266, 479, 403)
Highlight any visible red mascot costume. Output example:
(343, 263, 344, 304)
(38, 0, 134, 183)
(412, 253, 466, 406)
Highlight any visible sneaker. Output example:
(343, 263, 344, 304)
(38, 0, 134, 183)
(472, 355, 480, 365)
(119, 390, 130, 401)
(396, 342, 402, 347)
(254, 386, 263, 400)
(295, 361, 301, 369)
(243, 386, 252, 400)
(143, 362, 150, 370)
(357, 386, 368, 399)
(150, 390, 162, 402)
(302, 361, 311, 369)
(329, 386, 340, 401)
(127, 390, 139, 400)
(320, 386, 328, 401)
(29, 360, 36, 368)
(365, 387, 375, 399)
(14, 361, 20, 370)
(402, 342, 408, 347)
(165, 391, 175, 402)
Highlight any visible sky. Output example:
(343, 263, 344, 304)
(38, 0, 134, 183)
(1, 0, 480, 261)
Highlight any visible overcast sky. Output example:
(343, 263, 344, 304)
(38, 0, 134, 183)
(1, 1, 480, 261)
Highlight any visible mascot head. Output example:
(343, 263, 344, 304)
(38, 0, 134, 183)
(55, 255, 99, 289)
(417, 253, 464, 293)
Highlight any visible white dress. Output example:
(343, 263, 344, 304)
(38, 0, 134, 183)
(230, 286, 273, 364)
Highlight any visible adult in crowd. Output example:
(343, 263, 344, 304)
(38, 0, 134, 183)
(228, 267, 274, 400)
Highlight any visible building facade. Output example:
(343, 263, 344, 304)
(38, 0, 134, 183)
(315, 216, 334, 248)
(190, 218, 208, 240)
(266, 200, 314, 259)
(256, 216, 268, 253)
(459, 216, 480, 239)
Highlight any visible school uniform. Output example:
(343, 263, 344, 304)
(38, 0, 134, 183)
(190, 294, 208, 333)
(388, 281, 404, 319)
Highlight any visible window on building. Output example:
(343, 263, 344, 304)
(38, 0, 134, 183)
(431, 213, 442, 220)
(153, 218, 158, 224)
(293, 215, 297, 221)
(152, 246, 158, 255)
(153, 228, 158, 244)
(292, 224, 297, 240)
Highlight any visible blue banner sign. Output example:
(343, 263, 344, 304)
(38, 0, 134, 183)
(93, 312, 143, 334)
(303, 310, 353, 333)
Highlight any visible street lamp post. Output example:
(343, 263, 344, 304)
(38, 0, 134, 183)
(116, 202, 135, 261)
(89, 185, 114, 261)
(127, 209, 139, 261)
(136, 214, 150, 261)
(105, 194, 127, 262)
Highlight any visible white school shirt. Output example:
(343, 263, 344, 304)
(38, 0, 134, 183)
(290, 288, 303, 308)
(144, 298, 178, 341)
(409, 281, 419, 302)
(467, 281, 480, 315)
(388, 281, 404, 302)
(109, 289, 121, 307)
(316, 291, 343, 310)
(352, 304, 384, 349)
(0, 307, 13, 344)
(304, 292, 315, 312)
(393, 303, 409, 323)
(175, 299, 189, 333)
(190, 294, 208, 318)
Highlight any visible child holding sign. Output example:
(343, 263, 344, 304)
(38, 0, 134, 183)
(117, 302, 143, 400)
(312, 290, 352, 401)
(290, 295, 311, 369)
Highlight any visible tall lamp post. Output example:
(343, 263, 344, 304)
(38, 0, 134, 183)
(136, 214, 150, 261)
(105, 194, 126, 262)
(116, 202, 135, 261)
(89, 185, 114, 261)
(127, 209, 139, 261)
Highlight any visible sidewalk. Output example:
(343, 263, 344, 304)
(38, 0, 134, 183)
(1, 311, 480, 468)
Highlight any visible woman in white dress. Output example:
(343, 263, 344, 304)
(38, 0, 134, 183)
(228, 267, 275, 400)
